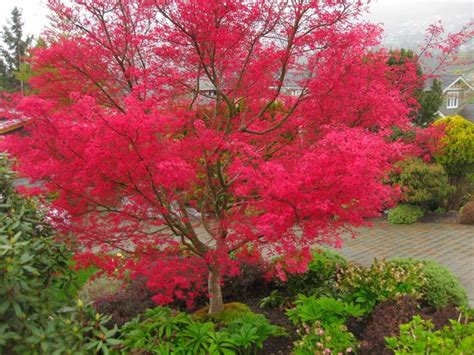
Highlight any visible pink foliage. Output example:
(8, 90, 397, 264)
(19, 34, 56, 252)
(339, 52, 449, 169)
(1, 0, 462, 309)
(419, 20, 474, 74)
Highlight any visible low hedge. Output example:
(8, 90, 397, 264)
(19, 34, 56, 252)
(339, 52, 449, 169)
(391, 258, 468, 308)
(285, 248, 347, 297)
(388, 204, 424, 224)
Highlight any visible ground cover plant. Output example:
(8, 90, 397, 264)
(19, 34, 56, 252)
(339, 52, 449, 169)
(118, 305, 281, 354)
(3, 0, 472, 315)
(347, 295, 466, 354)
(286, 295, 363, 353)
(386, 311, 474, 354)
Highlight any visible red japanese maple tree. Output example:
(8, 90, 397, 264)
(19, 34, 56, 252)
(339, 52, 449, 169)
(2, 0, 464, 313)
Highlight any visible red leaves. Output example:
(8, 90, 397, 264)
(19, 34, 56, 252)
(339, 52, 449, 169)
(135, 251, 209, 308)
(2, 0, 455, 308)
(420, 20, 474, 74)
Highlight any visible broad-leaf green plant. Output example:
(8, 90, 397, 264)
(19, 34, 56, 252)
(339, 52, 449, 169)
(287, 295, 365, 326)
(119, 306, 281, 354)
(336, 259, 423, 311)
(390, 258, 468, 308)
(386, 311, 474, 354)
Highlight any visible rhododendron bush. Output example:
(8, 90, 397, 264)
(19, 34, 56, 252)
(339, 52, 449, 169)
(2, 0, 469, 313)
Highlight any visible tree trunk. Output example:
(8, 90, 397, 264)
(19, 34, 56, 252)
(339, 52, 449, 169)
(208, 268, 224, 314)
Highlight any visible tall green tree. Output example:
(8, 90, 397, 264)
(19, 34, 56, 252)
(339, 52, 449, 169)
(387, 49, 443, 127)
(0, 7, 33, 92)
(415, 78, 443, 127)
(0, 57, 7, 90)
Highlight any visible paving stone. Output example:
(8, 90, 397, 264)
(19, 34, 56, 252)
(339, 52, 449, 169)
(334, 222, 474, 306)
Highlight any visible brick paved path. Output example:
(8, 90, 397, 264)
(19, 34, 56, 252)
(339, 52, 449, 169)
(335, 222, 474, 306)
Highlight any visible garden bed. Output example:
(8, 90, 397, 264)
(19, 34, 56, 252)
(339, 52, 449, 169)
(247, 296, 296, 355)
(83, 251, 472, 354)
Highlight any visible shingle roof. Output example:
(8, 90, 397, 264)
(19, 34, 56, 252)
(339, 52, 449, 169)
(0, 118, 29, 135)
(425, 74, 463, 91)
(458, 103, 474, 123)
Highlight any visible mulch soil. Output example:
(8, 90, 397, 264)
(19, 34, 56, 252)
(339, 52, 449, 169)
(246, 296, 297, 355)
(347, 296, 462, 354)
(223, 279, 297, 355)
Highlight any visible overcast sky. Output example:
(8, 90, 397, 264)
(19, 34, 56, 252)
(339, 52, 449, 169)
(0, 0, 472, 41)
(0, 0, 49, 36)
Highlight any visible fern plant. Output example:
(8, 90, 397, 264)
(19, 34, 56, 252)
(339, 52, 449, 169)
(286, 295, 365, 326)
(119, 306, 282, 354)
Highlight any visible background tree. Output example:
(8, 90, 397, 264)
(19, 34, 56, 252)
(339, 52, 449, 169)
(2, 0, 471, 314)
(0, 7, 33, 93)
(0, 58, 7, 89)
(434, 115, 474, 209)
(415, 78, 443, 127)
(387, 49, 443, 127)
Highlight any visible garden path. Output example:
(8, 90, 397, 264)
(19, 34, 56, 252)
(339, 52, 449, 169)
(335, 222, 474, 306)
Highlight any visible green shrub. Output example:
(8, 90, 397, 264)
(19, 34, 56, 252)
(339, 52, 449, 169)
(387, 204, 425, 224)
(0, 154, 120, 353)
(120, 306, 281, 354)
(390, 158, 452, 210)
(0, 155, 69, 351)
(434, 115, 474, 209)
(10, 301, 122, 354)
(261, 248, 347, 310)
(391, 258, 468, 308)
(50, 261, 99, 304)
(285, 248, 347, 297)
(336, 259, 423, 311)
(434, 115, 474, 178)
(386, 312, 474, 354)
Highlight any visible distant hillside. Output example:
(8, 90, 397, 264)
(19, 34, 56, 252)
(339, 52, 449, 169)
(366, 1, 473, 50)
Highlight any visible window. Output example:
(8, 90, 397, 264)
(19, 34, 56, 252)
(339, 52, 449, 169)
(447, 92, 459, 109)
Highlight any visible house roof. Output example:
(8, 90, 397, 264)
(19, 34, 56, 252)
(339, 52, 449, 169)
(438, 102, 474, 122)
(458, 103, 474, 123)
(425, 74, 474, 92)
(0, 118, 29, 135)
